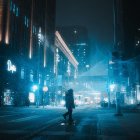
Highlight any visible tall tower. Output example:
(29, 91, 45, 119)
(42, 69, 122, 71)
(114, 0, 140, 59)
(57, 26, 90, 74)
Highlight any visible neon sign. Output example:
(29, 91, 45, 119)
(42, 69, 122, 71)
(7, 60, 16, 73)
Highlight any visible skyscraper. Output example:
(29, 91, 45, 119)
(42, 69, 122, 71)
(57, 26, 90, 74)
(111, 0, 140, 104)
(114, 0, 140, 59)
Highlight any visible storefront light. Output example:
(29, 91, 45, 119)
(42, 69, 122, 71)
(130, 98, 134, 104)
(29, 92, 35, 103)
(104, 97, 109, 102)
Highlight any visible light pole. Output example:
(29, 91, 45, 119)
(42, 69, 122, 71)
(42, 86, 48, 108)
(115, 92, 123, 116)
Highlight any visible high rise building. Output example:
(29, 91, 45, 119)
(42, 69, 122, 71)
(0, 0, 56, 106)
(110, 0, 140, 105)
(114, 0, 140, 59)
(57, 26, 90, 74)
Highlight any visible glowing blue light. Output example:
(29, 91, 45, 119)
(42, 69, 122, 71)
(109, 84, 116, 92)
(130, 98, 134, 104)
(7, 60, 16, 73)
(10, 1, 13, 11)
(24, 16, 27, 26)
(76, 43, 87, 46)
(60, 100, 65, 106)
(43, 86, 48, 92)
(104, 97, 108, 102)
(29, 92, 35, 103)
(13, 4, 16, 13)
(32, 85, 38, 92)
(16, 7, 19, 17)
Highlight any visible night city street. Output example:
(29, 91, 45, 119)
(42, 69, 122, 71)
(0, 0, 140, 140)
(1, 106, 140, 140)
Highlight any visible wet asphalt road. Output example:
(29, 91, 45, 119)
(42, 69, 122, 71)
(0, 105, 140, 140)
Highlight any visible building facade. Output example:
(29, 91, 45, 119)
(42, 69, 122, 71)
(57, 26, 90, 75)
(110, 0, 140, 105)
(113, 0, 140, 59)
(54, 31, 78, 105)
(0, 0, 56, 106)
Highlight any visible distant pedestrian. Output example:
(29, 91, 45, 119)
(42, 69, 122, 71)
(63, 89, 75, 123)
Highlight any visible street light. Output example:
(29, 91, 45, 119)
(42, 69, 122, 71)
(42, 86, 48, 108)
(32, 85, 38, 92)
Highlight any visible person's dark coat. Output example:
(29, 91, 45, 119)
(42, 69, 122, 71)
(65, 89, 75, 109)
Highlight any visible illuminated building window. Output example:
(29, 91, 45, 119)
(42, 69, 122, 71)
(16, 7, 19, 17)
(33, 26, 35, 33)
(33, 26, 36, 34)
(24, 16, 27, 26)
(21, 68, 25, 79)
(13, 4, 15, 13)
(10, 0, 13, 11)
(35, 27, 37, 34)
(24, 16, 29, 27)
(27, 18, 29, 27)
(30, 70, 34, 82)
(39, 74, 42, 84)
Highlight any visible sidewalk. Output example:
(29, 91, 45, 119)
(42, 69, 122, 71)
(97, 111, 140, 139)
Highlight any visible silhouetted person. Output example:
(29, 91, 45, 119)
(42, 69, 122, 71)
(63, 89, 75, 123)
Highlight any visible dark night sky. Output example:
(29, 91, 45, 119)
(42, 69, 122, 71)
(56, 0, 114, 65)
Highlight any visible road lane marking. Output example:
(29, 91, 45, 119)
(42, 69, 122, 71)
(0, 114, 18, 118)
(9, 115, 40, 122)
